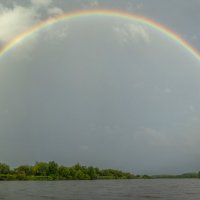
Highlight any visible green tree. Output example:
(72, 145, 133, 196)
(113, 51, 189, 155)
(74, 163, 82, 171)
(48, 161, 58, 176)
(58, 166, 71, 179)
(75, 170, 90, 180)
(69, 167, 77, 179)
(33, 162, 49, 176)
(87, 166, 97, 180)
(15, 165, 33, 176)
(0, 163, 10, 174)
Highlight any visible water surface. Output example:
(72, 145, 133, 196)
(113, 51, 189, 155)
(0, 179, 200, 199)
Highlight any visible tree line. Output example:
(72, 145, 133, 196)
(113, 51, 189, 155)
(0, 161, 135, 180)
(1, 162, 199, 180)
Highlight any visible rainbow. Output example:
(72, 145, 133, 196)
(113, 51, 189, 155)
(0, 9, 200, 61)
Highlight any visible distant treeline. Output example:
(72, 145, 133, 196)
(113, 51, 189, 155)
(1, 162, 199, 180)
(0, 162, 136, 180)
(152, 172, 200, 179)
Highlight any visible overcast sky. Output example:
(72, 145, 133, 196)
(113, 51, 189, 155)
(0, 0, 200, 175)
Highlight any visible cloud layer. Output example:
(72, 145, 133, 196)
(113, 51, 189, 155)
(1, 0, 200, 175)
(0, 1, 63, 44)
(114, 23, 150, 45)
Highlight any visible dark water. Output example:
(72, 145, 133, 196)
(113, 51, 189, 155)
(0, 179, 200, 200)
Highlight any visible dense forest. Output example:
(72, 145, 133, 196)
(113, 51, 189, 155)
(0, 162, 136, 180)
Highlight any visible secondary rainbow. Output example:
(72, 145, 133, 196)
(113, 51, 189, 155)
(1, 9, 200, 61)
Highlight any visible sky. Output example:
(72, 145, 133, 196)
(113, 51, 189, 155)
(0, 0, 200, 175)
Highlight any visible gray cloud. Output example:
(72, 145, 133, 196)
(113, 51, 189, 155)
(1, 0, 200, 175)
(113, 23, 150, 45)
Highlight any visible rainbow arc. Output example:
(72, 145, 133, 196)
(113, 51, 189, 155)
(0, 9, 200, 61)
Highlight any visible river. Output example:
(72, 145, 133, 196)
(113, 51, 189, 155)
(0, 179, 200, 199)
